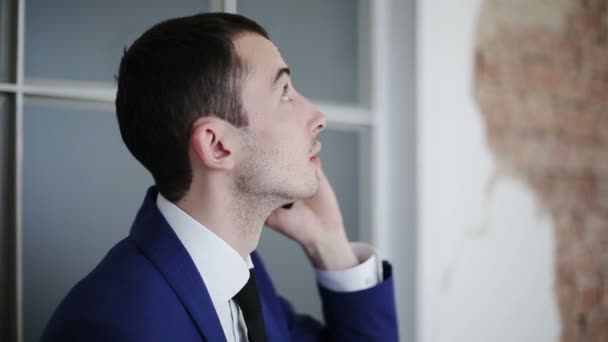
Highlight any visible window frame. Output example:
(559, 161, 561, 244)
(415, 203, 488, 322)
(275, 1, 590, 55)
(0, 0, 416, 340)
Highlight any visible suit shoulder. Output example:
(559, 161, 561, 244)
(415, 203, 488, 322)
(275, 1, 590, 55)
(42, 238, 196, 340)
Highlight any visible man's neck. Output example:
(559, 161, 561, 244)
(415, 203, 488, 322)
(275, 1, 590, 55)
(175, 186, 278, 259)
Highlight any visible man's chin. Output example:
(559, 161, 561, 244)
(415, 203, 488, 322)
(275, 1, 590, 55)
(300, 181, 320, 199)
(288, 180, 320, 201)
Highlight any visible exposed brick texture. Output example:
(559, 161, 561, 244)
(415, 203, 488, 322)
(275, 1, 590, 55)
(475, 1, 608, 340)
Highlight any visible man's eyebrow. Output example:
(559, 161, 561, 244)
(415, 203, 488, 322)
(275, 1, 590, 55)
(272, 67, 291, 87)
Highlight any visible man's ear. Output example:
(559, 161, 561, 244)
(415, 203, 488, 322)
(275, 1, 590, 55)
(191, 117, 236, 170)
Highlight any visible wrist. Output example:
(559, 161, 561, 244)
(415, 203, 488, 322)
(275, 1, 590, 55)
(302, 231, 358, 271)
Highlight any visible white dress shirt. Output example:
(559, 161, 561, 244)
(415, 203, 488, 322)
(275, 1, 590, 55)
(156, 194, 382, 342)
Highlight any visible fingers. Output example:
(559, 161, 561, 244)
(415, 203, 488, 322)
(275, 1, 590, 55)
(265, 208, 282, 227)
(266, 204, 296, 227)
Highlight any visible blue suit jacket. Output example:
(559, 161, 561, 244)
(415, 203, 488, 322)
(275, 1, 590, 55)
(41, 188, 399, 341)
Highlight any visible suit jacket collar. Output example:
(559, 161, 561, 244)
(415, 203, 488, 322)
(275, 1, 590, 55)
(129, 187, 226, 342)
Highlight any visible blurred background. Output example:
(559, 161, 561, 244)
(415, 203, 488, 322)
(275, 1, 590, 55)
(1, 0, 606, 341)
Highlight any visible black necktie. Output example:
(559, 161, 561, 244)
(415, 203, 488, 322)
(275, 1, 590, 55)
(233, 270, 267, 342)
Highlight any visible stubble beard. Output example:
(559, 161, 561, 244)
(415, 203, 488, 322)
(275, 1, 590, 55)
(234, 129, 319, 211)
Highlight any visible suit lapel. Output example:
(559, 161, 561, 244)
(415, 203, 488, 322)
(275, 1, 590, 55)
(251, 253, 289, 342)
(130, 188, 226, 342)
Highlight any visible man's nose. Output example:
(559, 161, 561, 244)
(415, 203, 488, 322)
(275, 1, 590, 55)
(311, 108, 326, 136)
(311, 103, 327, 135)
(301, 94, 326, 135)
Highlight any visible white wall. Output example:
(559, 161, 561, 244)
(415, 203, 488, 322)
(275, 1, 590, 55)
(416, 0, 560, 341)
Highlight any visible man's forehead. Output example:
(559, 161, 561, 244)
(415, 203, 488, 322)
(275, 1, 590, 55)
(233, 33, 286, 76)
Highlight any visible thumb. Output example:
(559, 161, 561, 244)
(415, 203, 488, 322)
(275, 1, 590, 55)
(265, 206, 291, 228)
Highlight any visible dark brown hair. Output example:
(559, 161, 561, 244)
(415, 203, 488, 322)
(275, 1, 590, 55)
(116, 13, 268, 201)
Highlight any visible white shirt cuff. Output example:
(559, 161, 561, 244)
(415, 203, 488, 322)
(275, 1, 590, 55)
(315, 242, 383, 292)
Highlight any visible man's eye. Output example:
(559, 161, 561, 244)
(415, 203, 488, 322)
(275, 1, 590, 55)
(280, 84, 292, 102)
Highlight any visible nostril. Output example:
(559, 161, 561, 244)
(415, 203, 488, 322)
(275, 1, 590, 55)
(315, 122, 325, 134)
(316, 115, 327, 132)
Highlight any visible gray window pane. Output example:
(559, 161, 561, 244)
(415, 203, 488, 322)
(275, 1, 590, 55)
(239, 0, 359, 104)
(257, 128, 361, 320)
(25, 0, 209, 82)
(0, 0, 17, 83)
(320, 129, 361, 243)
(22, 101, 153, 342)
(0, 93, 15, 342)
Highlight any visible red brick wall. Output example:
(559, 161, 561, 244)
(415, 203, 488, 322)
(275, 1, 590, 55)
(475, 1, 608, 340)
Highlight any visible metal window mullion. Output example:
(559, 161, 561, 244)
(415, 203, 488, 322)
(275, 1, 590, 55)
(368, 1, 417, 341)
(0, 83, 18, 93)
(14, 0, 25, 340)
(369, 0, 390, 253)
(210, 0, 236, 13)
(357, 0, 374, 244)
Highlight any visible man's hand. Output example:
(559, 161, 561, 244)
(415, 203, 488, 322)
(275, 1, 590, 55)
(265, 167, 358, 271)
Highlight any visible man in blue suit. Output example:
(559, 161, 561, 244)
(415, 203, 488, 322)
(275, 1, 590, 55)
(42, 13, 398, 341)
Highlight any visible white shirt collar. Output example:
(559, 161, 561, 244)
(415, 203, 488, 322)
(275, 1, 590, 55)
(156, 193, 253, 309)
